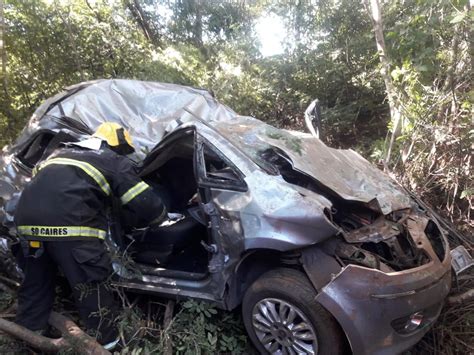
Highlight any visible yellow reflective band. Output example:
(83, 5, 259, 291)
(120, 181, 150, 205)
(18, 226, 106, 240)
(30, 241, 41, 248)
(37, 158, 111, 196)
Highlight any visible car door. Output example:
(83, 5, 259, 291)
(194, 133, 250, 301)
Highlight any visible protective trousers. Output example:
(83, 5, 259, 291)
(15, 239, 118, 344)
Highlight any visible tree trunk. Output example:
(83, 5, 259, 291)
(0, 0, 14, 141)
(125, 0, 161, 47)
(364, 0, 402, 168)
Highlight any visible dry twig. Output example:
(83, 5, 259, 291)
(163, 300, 175, 355)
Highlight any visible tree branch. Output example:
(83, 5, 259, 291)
(448, 289, 474, 305)
(162, 300, 175, 355)
(125, 0, 161, 47)
(0, 317, 67, 352)
(48, 312, 111, 355)
(0, 312, 110, 354)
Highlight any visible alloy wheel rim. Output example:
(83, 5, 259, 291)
(251, 298, 318, 355)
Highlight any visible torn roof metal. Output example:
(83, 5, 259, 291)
(9, 79, 411, 214)
(15, 79, 237, 154)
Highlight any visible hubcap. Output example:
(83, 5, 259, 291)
(251, 298, 318, 355)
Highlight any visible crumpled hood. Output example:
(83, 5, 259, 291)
(212, 118, 412, 215)
(266, 133, 412, 215)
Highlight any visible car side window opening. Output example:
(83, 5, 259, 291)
(16, 130, 78, 169)
(143, 133, 198, 212)
(200, 143, 247, 191)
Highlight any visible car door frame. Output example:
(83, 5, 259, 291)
(116, 126, 241, 306)
(194, 132, 250, 305)
(117, 125, 253, 308)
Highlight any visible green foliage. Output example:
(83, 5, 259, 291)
(265, 127, 303, 155)
(3, 1, 135, 141)
(460, 188, 473, 200)
(376, 0, 473, 230)
(168, 300, 251, 354)
(0, 0, 391, 148)
(0, 284, 13, 310)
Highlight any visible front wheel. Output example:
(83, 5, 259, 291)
(242, 268, 346, 355)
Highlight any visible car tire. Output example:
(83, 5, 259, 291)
(242, 268, 346, 355)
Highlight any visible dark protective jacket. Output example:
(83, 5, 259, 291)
(15, 146, 166, 241)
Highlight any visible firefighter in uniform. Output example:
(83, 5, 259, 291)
(14, 122, 167, 348)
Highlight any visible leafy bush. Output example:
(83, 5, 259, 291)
(168, 300, 253, 355)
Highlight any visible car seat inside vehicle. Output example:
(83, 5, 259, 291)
(131, 210, 208, 271)
(130, 133, 210, 275)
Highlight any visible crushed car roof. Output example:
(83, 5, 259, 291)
(5, 79, 411, 214)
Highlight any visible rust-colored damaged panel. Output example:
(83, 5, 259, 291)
(343, 217, 400, 243)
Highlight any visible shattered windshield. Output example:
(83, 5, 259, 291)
(211, 117, 302, 175)
(212, 117, 412, 214)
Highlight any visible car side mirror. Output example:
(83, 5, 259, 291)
(304, 99, 322, 140)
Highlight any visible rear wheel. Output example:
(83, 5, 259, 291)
(242, 268, 345, 355)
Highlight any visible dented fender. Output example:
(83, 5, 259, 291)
(300, 245, 343, 291)
(314, 264, 451, 355)
(300, 243, 452, 355)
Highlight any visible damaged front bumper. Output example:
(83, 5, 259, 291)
(302, 212, 452, 355)
(315, 260, 451, 355)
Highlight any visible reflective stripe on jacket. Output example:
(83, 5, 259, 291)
(17, 226, 107, 239)
(15, 146, 166, 241)
(36, 158, 112, 196)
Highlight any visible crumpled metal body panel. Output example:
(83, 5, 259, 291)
(13, 80, 236, 157)
(2, 79, 410, 215)
(206, 171, 339, 251)
(194, 123, 340, 251)
(315, 264, 451, 355)
(302, 212, 452, 355)
(211, 117, 412, 215)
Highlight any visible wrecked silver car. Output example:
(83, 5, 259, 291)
(0, 80, 452, 354)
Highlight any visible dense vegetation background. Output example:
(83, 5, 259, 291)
(0, 0, 472, 354)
